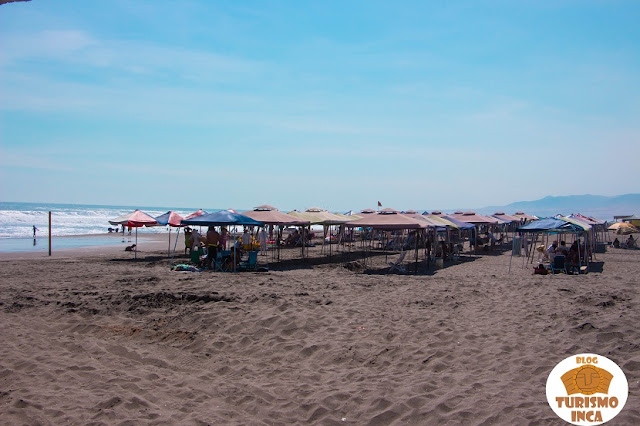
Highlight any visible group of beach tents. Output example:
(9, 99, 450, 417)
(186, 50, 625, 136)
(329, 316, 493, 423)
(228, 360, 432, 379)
(108, 205, 627, 265)
(108, 205, 541, 241)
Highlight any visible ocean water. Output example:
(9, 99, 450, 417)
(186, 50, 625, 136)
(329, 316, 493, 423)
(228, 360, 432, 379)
(0, 202, 212, 252)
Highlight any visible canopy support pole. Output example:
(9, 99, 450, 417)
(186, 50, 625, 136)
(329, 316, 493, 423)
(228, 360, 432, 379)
(414, 231, 419, 274)
(171, 227, 181, 266)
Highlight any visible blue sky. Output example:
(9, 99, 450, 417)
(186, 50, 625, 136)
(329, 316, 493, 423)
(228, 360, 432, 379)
(1, 0, 639, 212)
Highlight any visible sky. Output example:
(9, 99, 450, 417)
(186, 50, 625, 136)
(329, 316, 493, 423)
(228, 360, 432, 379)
(1, 0, 639, 212)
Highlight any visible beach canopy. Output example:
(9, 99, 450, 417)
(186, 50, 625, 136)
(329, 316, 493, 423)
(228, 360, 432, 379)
(518, 217, 582, 233)
(447, 211, 499, 225)
(513, 211, 538, 221)
(243, 205, 311, 226)
(441, 215, 476, 230)
(608, 222, 638, 234)
(492, 212, 521, 223)
(560, 216, 592, 231)
(155, 211, 185, 227)
(561, 215, 595, 231)
(254, 204, 278, 211)
(108, 209, 158, 259)
(181, 210, 263, 227)
(402, 212, 449, 228)
(333, 212, 362, 221)
(345, 208, 427, 230)
(109, 209, 158, 227)
(185, 209, 207, 219)
(569, 213, 606, 226)
(288, 207, 351, 225)
(423, 214, 461, 229)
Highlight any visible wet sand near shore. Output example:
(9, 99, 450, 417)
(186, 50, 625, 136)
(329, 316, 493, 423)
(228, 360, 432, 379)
(1, 239, 639, 424)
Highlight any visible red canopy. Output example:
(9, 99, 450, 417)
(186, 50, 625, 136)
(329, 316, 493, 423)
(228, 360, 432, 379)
(109, 209, 158, 227)
(155, 211, 185, 227)
(185, 209, 207, 219)
(108, 209, 157, 259)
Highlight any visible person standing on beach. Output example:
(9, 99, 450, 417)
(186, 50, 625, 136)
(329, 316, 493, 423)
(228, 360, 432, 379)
(206, 226, 221, 268)
(221, 227, 228, 250)
(546, 241, 558, 261)
(242, 228, 252, 250)
(33, 225, 38, 238)
(258, 228, 267, 254)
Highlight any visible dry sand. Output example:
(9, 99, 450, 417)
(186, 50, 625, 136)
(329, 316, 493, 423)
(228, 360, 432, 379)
(1, 235, 639, 425)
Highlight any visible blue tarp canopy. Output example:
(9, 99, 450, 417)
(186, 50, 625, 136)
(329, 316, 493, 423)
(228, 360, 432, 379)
(181, 210, 264, 227)
(518, 217, 582, 233)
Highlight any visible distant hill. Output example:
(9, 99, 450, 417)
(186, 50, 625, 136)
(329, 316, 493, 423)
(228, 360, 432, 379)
(472, 194, 640, 221)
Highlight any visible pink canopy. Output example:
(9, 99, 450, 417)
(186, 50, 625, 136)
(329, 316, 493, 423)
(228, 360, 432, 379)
(346, 208, 427, 230)
(447, 211, 499, 225)
(513, 211, 537, 221)
(185, 209, 207, 220)
(492, 212, 521, 223)
(109, 209, 158, 227)
(108, 210, 158, 259)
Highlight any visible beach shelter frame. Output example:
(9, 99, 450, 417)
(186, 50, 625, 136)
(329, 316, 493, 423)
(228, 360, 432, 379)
(345, 209, 428, 274)
(242, 206, 312, 264)
(154, 211, 185, 258)
(108, 209, 158, 259)
(288, 208, 352, 258)
(181, 211, 264, 272)
(511, 218, 587, 273)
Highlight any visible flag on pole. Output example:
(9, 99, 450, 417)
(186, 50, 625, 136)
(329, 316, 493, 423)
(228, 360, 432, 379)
(377, 201, 382, 207)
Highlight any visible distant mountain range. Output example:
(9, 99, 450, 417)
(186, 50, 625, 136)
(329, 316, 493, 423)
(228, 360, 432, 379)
(470, 194, 640, 221)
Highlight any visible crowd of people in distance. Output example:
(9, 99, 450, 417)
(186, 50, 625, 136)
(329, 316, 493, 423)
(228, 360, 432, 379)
(612, 235, 636, 249)
(284, 228, 314, 247)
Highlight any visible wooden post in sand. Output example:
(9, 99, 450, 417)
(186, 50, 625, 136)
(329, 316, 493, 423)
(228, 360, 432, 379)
(48, 211, 52, 256)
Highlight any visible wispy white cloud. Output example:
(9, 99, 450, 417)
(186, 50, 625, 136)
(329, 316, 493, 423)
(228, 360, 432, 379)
(0, 29, 97, 65)
(1, 28, 267, 83)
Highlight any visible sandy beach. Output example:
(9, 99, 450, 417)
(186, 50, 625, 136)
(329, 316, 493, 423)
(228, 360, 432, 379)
(1, 236, 638, 425)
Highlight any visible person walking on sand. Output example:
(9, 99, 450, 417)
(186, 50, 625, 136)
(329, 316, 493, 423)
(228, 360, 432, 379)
(33, 225, 38, 238)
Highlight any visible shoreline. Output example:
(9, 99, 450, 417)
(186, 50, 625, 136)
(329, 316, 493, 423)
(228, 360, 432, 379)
(0, 232, 180, 260)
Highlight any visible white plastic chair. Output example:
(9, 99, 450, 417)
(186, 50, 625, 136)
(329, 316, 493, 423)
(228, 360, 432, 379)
(388, 251, 407, 273)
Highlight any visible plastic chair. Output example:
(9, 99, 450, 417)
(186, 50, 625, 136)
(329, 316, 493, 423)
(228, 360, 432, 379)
(550, 255, 566, 274)
(388, 251, 407, 273)
(239, 251, 259, 271)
